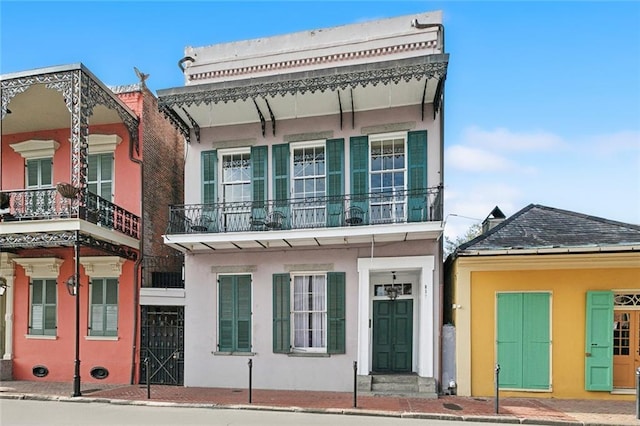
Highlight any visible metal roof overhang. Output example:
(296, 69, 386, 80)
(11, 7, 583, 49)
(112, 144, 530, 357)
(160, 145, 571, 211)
(157, 54, 449, 142)
(1, 63, 138, 137)
(163, 221, 444, 253)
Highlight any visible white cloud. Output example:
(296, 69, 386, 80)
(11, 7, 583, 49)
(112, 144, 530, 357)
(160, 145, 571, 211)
(584, 130, 640, 155)
(462, 126, 566, 151)
(446, 145, 515, 172)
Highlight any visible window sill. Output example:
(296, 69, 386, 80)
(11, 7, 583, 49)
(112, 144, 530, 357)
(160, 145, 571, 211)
(25, 334, 57, 340)
(287, 352, 330, 358)
(213, 351, 255, 356)
(85, 336, 119, 341)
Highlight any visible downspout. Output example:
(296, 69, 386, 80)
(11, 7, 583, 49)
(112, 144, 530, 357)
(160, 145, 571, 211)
(128, 95, 144, 385)
(413, 17, 446, 393)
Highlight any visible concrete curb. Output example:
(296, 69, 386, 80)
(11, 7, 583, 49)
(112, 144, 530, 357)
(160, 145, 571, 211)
(0, 392, 618, 425)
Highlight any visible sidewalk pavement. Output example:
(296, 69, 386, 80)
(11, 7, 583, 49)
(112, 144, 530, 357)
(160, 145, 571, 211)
(0, 380, 637, 425)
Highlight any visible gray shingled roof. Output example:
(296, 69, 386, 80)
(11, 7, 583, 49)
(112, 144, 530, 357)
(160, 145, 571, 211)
(458, 204, 640, 253)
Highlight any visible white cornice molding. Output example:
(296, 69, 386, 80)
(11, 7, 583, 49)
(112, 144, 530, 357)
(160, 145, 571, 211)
(13, 257, 64, 278)
(10, 139, 60, 160)
(80, 256, 125, 278)
(87, 134, 122, 154)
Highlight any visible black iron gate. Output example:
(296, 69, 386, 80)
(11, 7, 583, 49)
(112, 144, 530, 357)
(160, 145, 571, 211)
(140, 306, 184, 385)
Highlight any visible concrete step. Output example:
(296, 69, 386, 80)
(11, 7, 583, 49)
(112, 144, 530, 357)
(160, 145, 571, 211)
(358, 374, 438, 398)
(371, 382, 418, 393)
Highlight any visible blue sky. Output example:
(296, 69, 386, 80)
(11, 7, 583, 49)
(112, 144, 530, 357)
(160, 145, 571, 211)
(2, 1, 639, 239)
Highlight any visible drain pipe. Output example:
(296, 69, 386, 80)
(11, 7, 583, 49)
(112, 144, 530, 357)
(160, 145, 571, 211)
(129, 91, 145, 385)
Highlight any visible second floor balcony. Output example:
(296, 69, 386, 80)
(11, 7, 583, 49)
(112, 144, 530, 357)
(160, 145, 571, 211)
(164, 187, 443, 253)
(0, 188, 140, 240)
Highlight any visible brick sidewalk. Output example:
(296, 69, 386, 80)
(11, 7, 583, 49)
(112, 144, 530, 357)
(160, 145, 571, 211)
(1, 380, 637, 425)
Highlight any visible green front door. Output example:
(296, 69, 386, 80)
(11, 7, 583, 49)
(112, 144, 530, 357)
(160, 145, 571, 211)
(373, 300, 413, 373)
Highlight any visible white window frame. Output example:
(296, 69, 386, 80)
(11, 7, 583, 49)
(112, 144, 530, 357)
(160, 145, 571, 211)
(290, 140, 326, 228)
(87, 153, 114, 201)
(218, 148, 252, 231)
(89, 277, 119, 337)
(368, 131, 407, 224)
(291, 272, 327, 353)
(29, 278, 57, 336)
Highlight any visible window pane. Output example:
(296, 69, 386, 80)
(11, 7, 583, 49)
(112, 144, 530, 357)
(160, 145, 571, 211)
(92, 305, 104, 333)
(106, 305, 118, 332)
(44, 305, 56, 330)
(88, 155, 99, 180)
(32, 281, 43, 304)
(92, 280, 104, 304)
(100, 154, 112, 179)
(40, 159, 52, 186)
(32, 305, 43, 330)
(106, 279, 118, 304)
(45, 280, 56, 304)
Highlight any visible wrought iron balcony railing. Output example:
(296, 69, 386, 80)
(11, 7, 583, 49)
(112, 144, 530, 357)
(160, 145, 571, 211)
(0, 188, 140, 239)
(167, 186, 442, 235)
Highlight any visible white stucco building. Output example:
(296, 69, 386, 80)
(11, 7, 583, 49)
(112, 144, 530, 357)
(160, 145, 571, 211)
(158, 10, 449, 395)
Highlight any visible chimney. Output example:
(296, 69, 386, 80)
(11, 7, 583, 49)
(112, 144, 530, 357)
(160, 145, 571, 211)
(482, 206, 506, 233)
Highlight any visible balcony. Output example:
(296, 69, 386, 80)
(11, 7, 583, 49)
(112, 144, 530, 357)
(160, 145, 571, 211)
(0, 188, 140, 240)
(164, 187, 443, 252)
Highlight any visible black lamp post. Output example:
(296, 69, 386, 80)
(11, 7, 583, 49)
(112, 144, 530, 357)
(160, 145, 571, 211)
(58, 185, 82, 397)
(66, 233, 82, 397)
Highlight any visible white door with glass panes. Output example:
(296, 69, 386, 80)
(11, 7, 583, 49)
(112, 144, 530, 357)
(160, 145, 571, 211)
(291, 143, 325, 228)
(26, 158, 53, 215)
(221, 150, 251, 232)
(370, 135, 405, 224)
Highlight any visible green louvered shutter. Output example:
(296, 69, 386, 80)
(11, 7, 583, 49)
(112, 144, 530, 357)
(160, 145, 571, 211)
(349, 136, 368, 214)
(218, 275, 234, 351)
(522, 293, 550, 389)
(497, 293, 523, 388)
(272, 273, 290, 353)
(407, 130, 427, 222)
(272, 144, 290, 226)
(236, 275, 252, 352)
(251, 146, 268, 224)
(326, 138, 344, 227)
(327, 272, 346, 354)
(585, 291, 613, 391)
(202, 150, 217, 204)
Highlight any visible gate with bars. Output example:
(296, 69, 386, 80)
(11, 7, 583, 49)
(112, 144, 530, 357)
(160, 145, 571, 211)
(140, 306, 184, 385)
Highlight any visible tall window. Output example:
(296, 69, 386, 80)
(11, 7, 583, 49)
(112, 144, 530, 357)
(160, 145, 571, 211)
(218, 275, 251, 352)
(30, 279, 57, 335)
(292, 144, 325, 227)
(88, 153, 113, 201)
(221, 151, 251, 231)
(26, 158, 53, 214)
(90, 278, 118, 336)
(293, 274, 327, 351)
(370, 136, 405, 223)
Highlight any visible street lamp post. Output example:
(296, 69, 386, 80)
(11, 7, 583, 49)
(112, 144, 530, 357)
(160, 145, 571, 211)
(66, 232, 82, 397)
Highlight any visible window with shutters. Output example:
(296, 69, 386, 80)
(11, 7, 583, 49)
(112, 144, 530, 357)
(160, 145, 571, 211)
(273, 272, 345, 354)
(291, 142, 325, 228)
(369, 133, 406, 224)
(89, 278, 118, 336)
(292, 274, 327, 351)
(29, 279, 57, 336)
(88, 153, 113, 201)
(218, 274, 252, 352)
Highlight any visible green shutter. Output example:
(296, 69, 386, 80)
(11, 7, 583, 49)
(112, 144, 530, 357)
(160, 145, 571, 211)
(496, 293, 523, 388)
(236, 275, 252, 352)
(251, 146, 268, 224)
(522, 293, 550, 389)
(272, 273, 290, 353)
(327, 272, 346, 354)
(326, 138, 344, 227)
(585, 291, 613, 391)
(202, 150, 217, 204)
(218, 275, 234, 351)
(407, 130, 427, 222)
(40, 158, 52, 187)
(272, 144, 290, 227)
(350, 136, 368, 196)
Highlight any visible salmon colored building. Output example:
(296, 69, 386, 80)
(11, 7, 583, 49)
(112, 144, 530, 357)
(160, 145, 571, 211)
(445, 204, 640, 400)
(0, 64, 184, 390)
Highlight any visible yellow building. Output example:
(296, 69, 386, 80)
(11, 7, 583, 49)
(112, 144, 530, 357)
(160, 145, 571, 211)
(445, 205, 640, 400)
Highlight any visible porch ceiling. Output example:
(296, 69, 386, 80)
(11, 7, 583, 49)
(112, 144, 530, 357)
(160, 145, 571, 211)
(157, 55, 448, 134)
(1, 64, 138, 135)
(163, 222, 443, 253)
